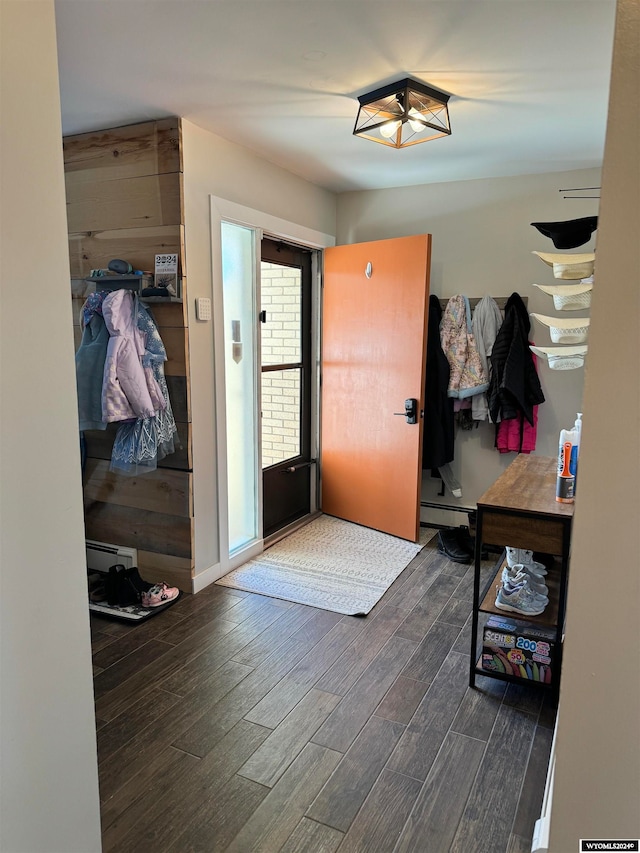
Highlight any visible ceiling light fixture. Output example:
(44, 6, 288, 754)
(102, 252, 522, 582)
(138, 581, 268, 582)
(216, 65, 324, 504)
(353, 77, 451, 149)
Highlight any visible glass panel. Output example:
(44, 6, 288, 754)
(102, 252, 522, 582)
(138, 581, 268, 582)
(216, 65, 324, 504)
(260, 261, 302, 366)
(261, 368, 301, 468)
(221, 221, 258, 553)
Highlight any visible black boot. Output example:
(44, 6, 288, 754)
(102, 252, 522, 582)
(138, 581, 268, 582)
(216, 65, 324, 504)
(117, 569, 146, 607)
(106, 564, 125, 606)
(437, 528, 473, 564)
(124, 567, 153, 595)
(455, 526, 476, 559)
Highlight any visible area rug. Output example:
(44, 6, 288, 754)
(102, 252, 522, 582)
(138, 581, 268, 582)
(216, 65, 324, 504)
(216, 515, 435, 615)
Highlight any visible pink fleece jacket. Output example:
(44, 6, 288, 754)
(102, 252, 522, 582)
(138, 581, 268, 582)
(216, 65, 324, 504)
(101, 290, 164, 423)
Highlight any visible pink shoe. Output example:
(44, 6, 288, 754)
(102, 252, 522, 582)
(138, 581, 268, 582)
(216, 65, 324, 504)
(141, 582, 179, 608)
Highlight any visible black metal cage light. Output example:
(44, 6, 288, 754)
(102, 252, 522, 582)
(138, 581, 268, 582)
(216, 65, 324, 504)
(353, 77, 451, 149)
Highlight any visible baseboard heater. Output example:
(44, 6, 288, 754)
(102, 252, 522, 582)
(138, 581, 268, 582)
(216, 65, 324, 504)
(421, 501, 475, 514)
(86, 540, 137, 574)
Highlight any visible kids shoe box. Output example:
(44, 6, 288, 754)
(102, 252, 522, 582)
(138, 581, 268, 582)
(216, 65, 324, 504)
(482, 615, 555, 684)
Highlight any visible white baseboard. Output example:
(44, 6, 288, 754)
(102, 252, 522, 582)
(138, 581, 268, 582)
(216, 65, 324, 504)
(532, 813, 551, 853)
(191, 562, 223, 593)
(191, 539, 265, 593)
(532, 718, 558, 853)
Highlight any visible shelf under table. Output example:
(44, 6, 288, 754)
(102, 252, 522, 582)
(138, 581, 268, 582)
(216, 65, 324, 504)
(479, 559, 561, 629)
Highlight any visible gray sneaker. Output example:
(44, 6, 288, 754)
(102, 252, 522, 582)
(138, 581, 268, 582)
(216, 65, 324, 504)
(502, 566, 549, 596)
(502, 578, 548, 604)
(495, 583, 548, 616)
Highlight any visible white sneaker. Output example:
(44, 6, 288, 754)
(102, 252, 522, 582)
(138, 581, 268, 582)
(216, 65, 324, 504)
(505, 547, 547, 577)
(502, 566, 549, 596)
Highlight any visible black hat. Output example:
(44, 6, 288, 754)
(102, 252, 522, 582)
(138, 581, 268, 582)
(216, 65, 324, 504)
(530, 216, 598, 249)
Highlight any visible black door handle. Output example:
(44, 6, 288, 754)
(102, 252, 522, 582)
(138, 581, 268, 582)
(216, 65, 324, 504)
(282, 459, 317, 473)
(393, 398, 418, 424)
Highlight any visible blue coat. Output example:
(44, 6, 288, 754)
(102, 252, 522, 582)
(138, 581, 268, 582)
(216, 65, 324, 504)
(75, 312, 109, 431)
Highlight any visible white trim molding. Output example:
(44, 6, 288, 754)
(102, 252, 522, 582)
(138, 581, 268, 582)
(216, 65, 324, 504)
(209, 197, 335, 251)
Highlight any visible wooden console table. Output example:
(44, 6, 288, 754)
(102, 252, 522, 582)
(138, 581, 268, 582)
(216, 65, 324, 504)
(469, 454, 574, 690)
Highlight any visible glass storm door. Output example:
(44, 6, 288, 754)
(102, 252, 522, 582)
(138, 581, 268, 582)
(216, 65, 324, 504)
(261, 238, 313, 538)
(221, 221, 259, 555)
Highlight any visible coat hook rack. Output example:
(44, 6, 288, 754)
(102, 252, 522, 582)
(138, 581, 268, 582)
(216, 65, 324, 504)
(437, 296, 527, 312)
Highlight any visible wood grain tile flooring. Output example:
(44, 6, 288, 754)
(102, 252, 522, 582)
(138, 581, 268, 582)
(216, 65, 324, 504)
(92, 534, 555, 852)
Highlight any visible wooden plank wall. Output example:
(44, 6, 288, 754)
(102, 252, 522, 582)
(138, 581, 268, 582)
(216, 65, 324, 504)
(65, 118, 194, 592)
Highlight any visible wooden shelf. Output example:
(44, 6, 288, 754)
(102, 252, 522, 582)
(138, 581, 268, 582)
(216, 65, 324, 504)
(479, 559, 561, 628)
(84, 275, 183, 303)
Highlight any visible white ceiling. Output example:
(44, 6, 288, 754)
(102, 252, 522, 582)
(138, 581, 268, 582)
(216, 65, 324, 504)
(54, 0, 617, 194)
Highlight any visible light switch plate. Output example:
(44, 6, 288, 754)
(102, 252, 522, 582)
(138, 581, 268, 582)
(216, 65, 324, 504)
(196, 297, 211, 321)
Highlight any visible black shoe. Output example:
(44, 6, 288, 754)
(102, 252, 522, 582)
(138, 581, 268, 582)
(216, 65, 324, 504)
(455, 526, 476, 558)
(105, 564, 147, 607)
(437, 528, 473, 564)
(453, 525, 490, 561)
(106, 564, 125, 606)
(124, 567, 154, 595)
(117, 570, 146, 607)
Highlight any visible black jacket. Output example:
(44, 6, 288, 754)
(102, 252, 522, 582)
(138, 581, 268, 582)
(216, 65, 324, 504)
(488, 293, 544, 426)
(423, 295, 455, 470)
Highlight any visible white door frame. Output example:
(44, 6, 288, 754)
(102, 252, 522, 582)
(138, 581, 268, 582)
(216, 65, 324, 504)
(209, 196, 334, 576)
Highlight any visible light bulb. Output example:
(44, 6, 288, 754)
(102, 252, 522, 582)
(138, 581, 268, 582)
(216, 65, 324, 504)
(408, 107, 426, 133)
(380, 120, 401, 139)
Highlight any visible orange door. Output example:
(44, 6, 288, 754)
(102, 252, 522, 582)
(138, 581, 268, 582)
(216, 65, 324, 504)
(321, 235, 431, 542)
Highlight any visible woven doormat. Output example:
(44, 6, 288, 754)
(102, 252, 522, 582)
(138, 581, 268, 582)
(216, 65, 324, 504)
(217, 515, 434, 616)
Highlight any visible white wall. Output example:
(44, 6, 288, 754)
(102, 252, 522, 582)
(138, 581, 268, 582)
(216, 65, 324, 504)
(336, 167, 600, 519)
(181, 120, 336, 582)
(549, 0, 640, 847)
(0, 3, 102, 851)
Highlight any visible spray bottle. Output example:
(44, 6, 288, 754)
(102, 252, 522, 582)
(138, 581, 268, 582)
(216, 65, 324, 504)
(572, 413, 582, 494)
(556, 421, 578, 503)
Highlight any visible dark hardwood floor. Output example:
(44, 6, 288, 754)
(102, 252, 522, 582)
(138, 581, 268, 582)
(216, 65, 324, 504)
(91, 532, 556, 852)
